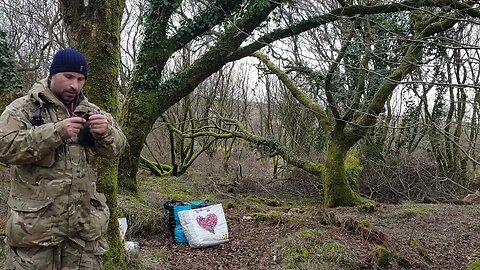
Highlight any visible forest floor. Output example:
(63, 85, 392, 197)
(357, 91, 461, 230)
(122, 173, 480, 270)
(135, 202, 480, 270)
(0, 168, 478, 269)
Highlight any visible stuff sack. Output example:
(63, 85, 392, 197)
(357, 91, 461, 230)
(164, 201, 208, 243)
(178, 204, 229, 248)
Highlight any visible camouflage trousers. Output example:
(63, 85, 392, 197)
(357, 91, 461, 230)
(5, 239, 104, 270)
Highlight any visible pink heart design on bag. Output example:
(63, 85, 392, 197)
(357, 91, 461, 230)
(196, 213, 218, 234)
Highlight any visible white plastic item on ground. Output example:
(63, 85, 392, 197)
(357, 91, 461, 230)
(178, 204, 229, 248)
(124, 241, 140, 252)
(118, 217, 128, 241)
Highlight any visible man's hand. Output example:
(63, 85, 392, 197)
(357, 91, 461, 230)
(87, 113, 110, 136)
(55, 117, 86, 139)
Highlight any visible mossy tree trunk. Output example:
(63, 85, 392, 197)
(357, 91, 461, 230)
(59, 0, 127, 268)
(324, 137, 351, 207)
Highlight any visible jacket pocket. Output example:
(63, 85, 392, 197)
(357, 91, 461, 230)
(79, 192, 110, 241)
(6, 197, 54, 247)
(32, 150, 56, 168)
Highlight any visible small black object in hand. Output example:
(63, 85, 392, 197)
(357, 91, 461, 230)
(75, 111, 91, 121)
(75, 111, 96, 147)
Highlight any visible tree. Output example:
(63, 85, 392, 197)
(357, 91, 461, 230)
(58, 0, 127, 268)
(0, 0, 64, 87)
(0, 30, 23, 113)
(258, 5, 469, 206)
(3, 3, 480, 265)
(119, 0, 279, 192)
(118, 0, 480, 206)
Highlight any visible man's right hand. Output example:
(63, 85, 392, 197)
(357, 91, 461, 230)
(55, 117, 86, 139)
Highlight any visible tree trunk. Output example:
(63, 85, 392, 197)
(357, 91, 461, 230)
(323, 136, 360, 207)
(59, 0, 126, 268)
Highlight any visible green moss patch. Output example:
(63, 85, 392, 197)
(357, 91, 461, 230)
(359, 219, 372, 227)
(273, 228, 357, 269)
(117, 194, 165, 238)
(249, 212, 283, 222)
(373, 245, 408, 268)
(467, 260, 480, 270)
(224, 194, 319, 213)
(394, 204, 437, 220)
(407, 237, 432, 264)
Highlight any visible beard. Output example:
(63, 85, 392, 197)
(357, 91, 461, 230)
(51, 88, 77, 105)
(61, 95, 75, 105)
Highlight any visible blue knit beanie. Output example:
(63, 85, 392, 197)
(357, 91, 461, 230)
(49, 48, 88, 79)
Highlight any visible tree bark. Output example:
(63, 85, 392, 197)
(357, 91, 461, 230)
(59, 0, 127, 268)
(324, 136, 356, 207)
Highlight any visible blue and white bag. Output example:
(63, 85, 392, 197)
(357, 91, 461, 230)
(178, 204, 229, 248)
(164, 201, 209, 243)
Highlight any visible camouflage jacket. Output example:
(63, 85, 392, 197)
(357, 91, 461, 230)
(0, 78, 126, 248)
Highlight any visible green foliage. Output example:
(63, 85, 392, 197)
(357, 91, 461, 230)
(226, 194, 282, 212)
(0, 31, 22, 91)
(369, 12, 410, 84)
(139, 175, 216, 203)
(467, 260, 480, 270)
(246, 0, 270, 12)
(252, 135, 286, 157)
(356, 202, 376, 213)
(360, 12, 414, 158)
(312, 127, 327, 153)
(315, 209, 341, 226)
(392, 94, 423, 154)
(317, 241, 350, 264)
(224, 194, 319, 214)
(274, 229, 326, 269)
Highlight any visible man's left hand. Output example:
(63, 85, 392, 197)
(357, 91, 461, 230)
(88, 113, 110, 136)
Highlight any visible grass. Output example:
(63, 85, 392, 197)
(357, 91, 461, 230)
(126, 249, 170, 270)
(117, 194, 165, 238)
(394, 204, 437, 220)
(273, 228, 357, 269)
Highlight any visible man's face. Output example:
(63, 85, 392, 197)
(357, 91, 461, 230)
(49, 72, 86, 103)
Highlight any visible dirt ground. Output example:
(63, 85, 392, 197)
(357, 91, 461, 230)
(134, 200, 480, 270)
(0, 166, 478, 270)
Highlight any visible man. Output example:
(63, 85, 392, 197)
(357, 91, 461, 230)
(0, 48, 126, 269)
